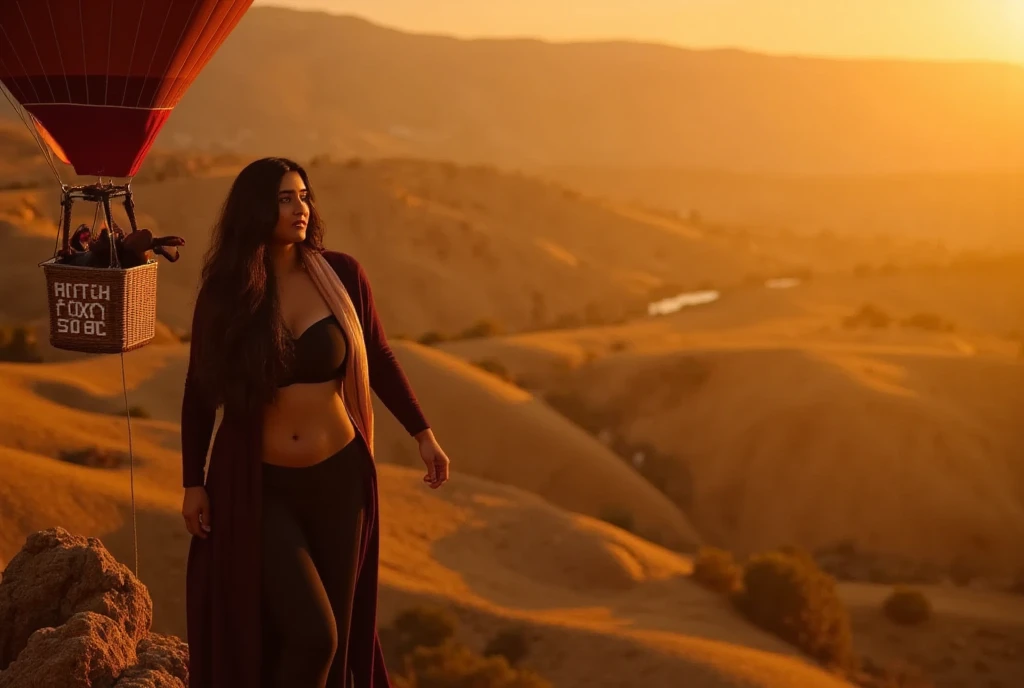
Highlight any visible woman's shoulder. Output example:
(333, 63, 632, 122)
(319, 249, 367, 280)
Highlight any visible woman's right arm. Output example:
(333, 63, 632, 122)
(181, 293, 217, 488)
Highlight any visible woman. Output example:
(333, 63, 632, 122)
(180, 157, 451, 688)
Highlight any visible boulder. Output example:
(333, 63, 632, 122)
(0, 611, 136, 688)
(0, 527, 188, 687)
(0, 528, 152, 670)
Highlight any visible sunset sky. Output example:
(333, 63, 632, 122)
(254, 0, 1024, 64)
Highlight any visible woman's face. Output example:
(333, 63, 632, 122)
(272, 170, 310, 245)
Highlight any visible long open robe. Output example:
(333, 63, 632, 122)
(181, 249, 430, 688)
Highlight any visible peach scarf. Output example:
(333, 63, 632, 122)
(301, 246, 375, 457)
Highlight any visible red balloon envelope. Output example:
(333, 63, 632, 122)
(0, 0, 253, 178)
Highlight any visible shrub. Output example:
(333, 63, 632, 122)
(459, 319, 503, 340)
(733, 550, 855, 671)
(483, 627, 532, 667)
(58, 447, 125, 469)
(609, 339, 629, 353)
(381, 605, 458, 667)
(127, 405, 150, 419)
(396, 640, 552, 688)
(842, 304, 891, 329)
(418, 331, 447, 346)
(0, 326, 42, 363)
(882, 588, 932, 626)
(691, 546, 742, 595)
(473, 358, 513, 384)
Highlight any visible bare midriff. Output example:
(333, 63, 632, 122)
(261, 379, 357, 467)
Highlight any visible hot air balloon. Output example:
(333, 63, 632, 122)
(0, 0, 254, 354)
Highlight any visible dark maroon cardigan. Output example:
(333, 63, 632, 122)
(181, 249, 429, 687)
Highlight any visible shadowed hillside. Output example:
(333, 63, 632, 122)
(4, 8, 1022, 176)
(437, 258, 1024, 580)
(57, 8, 1023, 177)
(0, 154, 785, 339)
(543, 166, 1024, 251)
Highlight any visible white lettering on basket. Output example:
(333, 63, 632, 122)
(53, 282, 110, 337)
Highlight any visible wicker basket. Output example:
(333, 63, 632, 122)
(40, 182, 158, 355)
(41, 259, 158, 354)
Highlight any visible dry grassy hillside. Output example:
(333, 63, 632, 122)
(438, 263, 1024, 578)
(372, 341, 698, 548)
(542, 166, 1024, 252)
(5, 8, 1014, 177)
(0, 452, 864, 688)
(0, 350, 870, 688)
(2, 361, 1022, 688)
(0, 338, 699, 551)
(0, 155, 780, 339)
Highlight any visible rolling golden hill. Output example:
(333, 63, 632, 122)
(0, 155, 780, 340)
(542, 166, 1024, 252)
(0, 348, 863, 688)
(438, 264, 1024, 578)
(0, 336, 698, 551)
(3, 7, 1010, 177)
(2, 350, 1021, 688)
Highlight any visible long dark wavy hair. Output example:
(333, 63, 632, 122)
(191, 157, 325, 413)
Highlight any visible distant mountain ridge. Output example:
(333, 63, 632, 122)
(4, 7, 1020, 176)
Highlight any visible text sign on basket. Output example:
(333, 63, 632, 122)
(53, 282, 110, 337)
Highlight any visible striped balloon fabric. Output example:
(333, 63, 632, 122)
(0, 0, 253, 177)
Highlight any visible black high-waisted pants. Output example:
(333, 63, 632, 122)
(261, 436, 369, 688)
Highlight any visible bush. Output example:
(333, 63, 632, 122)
(473, 358, 514, 384)
(843, 304, 891, 329)
(609, 339, 629, 353)
(691, 546, 742, 595)
(58, 447, 125, 469)
(733, 550, 855, 671)
(0, 326, 42, 363)
(459, 319, 503, 340)
(882, 588, 932, 626)
(383, 606, 552, 688)
(418, 331, 447, 346)
(396, 640, 552, 688)
(483, 627, 532, 667)
(127, 405, 150, 419)
(381, 605, 458, 667)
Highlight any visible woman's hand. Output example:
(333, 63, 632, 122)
(182, 486, 212, 538)
(415, 429, 450, 489)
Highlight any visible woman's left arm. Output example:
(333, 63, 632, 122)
(353, 260, 450, 487)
